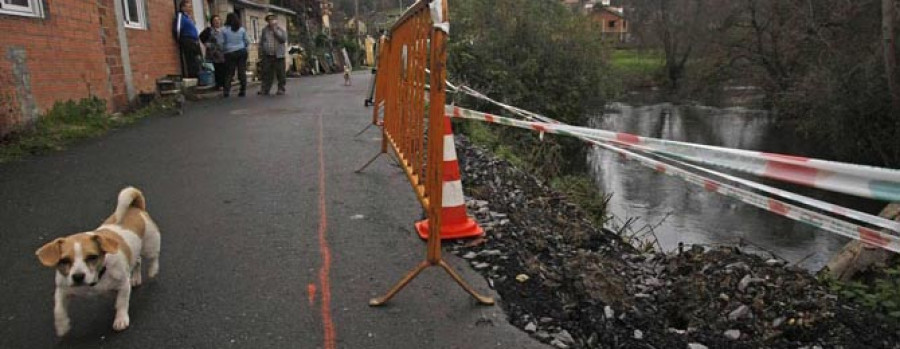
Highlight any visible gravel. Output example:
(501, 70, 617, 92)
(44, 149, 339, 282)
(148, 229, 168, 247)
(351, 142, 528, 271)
(449, 135, 900, 348)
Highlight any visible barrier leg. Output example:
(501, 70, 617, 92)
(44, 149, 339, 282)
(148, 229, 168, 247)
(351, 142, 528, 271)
(354, 123, 375, 137)
(368, 261, 429, 306)
(368, 260, 494, 306)
(439, 260, 495, 305)
(355, 152, 384, 173)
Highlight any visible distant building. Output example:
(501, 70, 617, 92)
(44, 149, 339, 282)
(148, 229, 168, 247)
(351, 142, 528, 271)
(590, 5, 629, 43)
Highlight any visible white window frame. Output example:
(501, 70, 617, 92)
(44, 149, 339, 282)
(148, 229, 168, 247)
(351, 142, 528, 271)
(122, 0, 147, 30)
(0, 0, 45, 18)
(250, 16, 260, 43)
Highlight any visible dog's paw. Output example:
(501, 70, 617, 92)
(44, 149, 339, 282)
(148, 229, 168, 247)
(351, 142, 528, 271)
(147, 260, 159, 279)
(112, 314, 130, 332)
(55, 318, 70, 337)
(131, 273, 142, 287)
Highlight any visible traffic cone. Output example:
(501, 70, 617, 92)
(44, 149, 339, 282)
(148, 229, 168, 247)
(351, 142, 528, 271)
(415, 116, 484, 240)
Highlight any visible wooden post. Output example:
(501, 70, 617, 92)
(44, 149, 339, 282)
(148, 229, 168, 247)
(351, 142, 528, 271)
(824, 203, 900, 281)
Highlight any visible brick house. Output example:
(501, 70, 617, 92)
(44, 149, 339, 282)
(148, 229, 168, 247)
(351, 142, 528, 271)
(0, 0, 200, 136)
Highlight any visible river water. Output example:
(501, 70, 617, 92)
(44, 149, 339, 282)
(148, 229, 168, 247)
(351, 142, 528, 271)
(587, 102, 886, 271)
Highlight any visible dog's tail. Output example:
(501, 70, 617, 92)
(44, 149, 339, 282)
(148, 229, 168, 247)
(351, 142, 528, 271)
(114, 187, 146, 223)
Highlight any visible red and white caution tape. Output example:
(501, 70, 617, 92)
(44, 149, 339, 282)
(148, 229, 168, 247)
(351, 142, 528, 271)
(443, 78, 900, 202)
(441, 99, 900, 202)
(446, 105, 900, 252)
(554, 124, 900, 202)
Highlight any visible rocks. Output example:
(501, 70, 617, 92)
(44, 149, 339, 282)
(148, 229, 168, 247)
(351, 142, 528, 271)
(472, 262, 490, 270)
(765, 258, 786, 267)
(524, 322, 537, 333)
(553, 330, 574, 344)
(726, 262, 750, 271)
(723, 329, 741, 340)
(728, 304, 751, 321)
(549, 339, 569, 349)
(451, 136, 900, 349)
(772, 316, 786, 328)
(604, 305, 615, 319)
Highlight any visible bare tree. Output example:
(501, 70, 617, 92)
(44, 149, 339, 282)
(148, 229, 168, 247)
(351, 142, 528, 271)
(884, 0, 900, 113)
(629, 0, 730, 90)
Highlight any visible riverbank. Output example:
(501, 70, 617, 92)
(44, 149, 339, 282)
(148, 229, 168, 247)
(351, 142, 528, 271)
(453, 135, 900, 348)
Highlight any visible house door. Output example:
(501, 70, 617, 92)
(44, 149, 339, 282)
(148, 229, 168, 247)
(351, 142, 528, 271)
(192, 0, 206, 29)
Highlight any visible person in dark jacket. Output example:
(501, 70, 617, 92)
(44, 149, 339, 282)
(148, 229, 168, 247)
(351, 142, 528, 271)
(199, 15, 226, 89)
(174, 0, 201, 78)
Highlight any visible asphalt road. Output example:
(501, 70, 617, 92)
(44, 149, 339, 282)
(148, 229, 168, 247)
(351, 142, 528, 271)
(0, 72, 546, 348)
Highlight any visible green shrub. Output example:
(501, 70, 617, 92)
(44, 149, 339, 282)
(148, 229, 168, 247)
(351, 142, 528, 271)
(822, 266, 900, 322)
(550, 175, 611, 228)
(0, 96, 176, 162)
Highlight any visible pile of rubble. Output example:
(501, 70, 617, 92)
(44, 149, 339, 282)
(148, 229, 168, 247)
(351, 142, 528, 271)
(450, 135, 900, 348)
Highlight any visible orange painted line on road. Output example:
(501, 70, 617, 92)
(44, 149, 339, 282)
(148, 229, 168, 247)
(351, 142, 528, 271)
(317, 112, 337, 349)
(308, 283, 317, 306)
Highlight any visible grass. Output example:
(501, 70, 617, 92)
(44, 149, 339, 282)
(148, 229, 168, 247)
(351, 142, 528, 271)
(609, 49, 665, 90)
(550, 175, 611, 228)
(821, 266, 900, 323)
(460, 119, 610, 228)
(610, 49, 664, 75)
(0, 96, 179, 163)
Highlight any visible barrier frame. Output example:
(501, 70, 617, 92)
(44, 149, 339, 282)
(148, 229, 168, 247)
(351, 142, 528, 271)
(365, 0, 494, 307)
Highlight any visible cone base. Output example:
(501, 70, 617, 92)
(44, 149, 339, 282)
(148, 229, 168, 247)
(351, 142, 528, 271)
(415, 218, 484, 240)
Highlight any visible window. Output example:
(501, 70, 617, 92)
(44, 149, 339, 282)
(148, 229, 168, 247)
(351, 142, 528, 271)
(0, 0, 44, 18)
(122, 0, 147, 29)
(250, 16, 260, 43)
(608, 20, 616, 29)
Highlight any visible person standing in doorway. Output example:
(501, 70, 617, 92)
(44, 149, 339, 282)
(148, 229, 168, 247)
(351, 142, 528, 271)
(258, 14, 287, 96)
(221, 13, 249, 97)
(199, 15, 226, 90)
(174, 0, 201, 78)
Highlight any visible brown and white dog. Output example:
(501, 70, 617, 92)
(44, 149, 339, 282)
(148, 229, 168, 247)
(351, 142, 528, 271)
(35, 187, 161, 336)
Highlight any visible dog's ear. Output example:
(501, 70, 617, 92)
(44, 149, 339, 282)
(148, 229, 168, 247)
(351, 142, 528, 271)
(36, 238, 63, 267)
(93, 234, 119, 254)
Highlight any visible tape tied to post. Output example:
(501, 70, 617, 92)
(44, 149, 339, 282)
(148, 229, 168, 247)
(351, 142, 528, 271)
(429, 0, 450, 34)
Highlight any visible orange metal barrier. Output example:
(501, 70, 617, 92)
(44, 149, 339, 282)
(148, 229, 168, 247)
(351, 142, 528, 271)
(361, 0, 494, 307)
(370, 35, 388, 126)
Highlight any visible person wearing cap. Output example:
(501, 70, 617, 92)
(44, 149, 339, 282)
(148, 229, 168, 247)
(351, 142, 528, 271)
(258, 14, 287, 96)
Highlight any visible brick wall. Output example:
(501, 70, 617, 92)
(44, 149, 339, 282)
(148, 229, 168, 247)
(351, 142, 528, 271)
(125, 0, 180, 95)
(0, 0, 111, 130)
(0, 0, 186, 136)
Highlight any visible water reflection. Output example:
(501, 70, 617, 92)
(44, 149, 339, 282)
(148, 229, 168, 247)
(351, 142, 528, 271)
(588, 103, 884, 271)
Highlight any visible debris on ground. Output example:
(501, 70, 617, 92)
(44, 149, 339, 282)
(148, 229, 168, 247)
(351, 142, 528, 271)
(451, 135, 900, 348)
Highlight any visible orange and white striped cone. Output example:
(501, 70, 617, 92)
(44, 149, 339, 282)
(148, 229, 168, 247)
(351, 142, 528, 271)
(415, 116, 484, 240)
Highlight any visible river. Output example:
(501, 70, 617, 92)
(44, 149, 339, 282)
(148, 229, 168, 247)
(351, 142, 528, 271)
(587, 102, 886, 271)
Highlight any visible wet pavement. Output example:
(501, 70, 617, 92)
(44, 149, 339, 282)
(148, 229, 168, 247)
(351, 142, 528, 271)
(0, 72, 545, 348)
